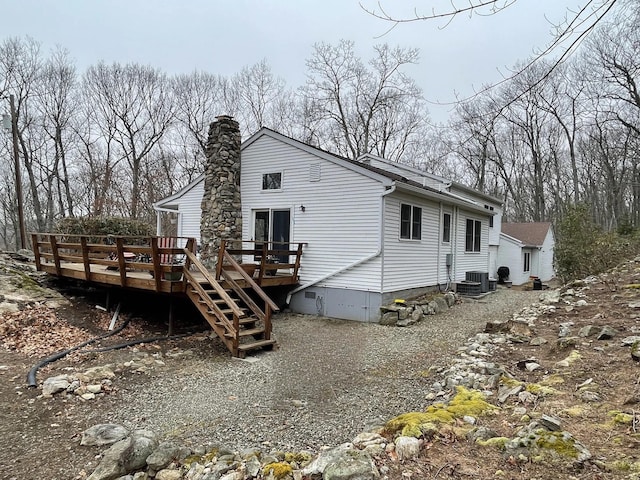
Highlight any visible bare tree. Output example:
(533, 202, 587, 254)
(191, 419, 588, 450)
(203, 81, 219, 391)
(302, 40, 429, 161)
(83, 62, 175, 218)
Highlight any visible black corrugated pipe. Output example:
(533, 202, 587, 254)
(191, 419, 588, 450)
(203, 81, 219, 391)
(79, 333, 192, 353)
(26, 317, 132, 387)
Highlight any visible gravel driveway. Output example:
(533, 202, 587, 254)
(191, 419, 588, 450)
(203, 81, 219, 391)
(106, 288, 540, 452)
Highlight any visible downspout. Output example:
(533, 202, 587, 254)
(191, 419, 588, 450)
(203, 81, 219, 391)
(437, 202, 442, 287)
(286, 185, 396, 305)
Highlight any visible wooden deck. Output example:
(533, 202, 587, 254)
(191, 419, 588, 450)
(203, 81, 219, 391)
(31, 234, 304, 293)
(31, 234, 305, 357)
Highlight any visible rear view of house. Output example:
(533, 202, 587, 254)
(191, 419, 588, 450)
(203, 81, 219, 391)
(155, 119, 500, 322)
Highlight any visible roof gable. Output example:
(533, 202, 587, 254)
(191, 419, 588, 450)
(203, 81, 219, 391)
(501, 222, 552, 247)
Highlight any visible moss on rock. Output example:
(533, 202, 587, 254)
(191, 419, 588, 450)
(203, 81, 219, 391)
(262, 462, 293, 479)
(385, 387, 498, 438)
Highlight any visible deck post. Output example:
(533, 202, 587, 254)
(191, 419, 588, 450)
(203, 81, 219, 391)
(105, 288, 111, 312)
(215, 240, 225, 280)
(293, 243, 303, 280)
(150, 237, 162, 292)
(115, 237, 127, 287)
(80, 236, 91, 281)
(49, 234, 61, 276)
(168, 296, 174, 336)
(31, 234, 41, 270)
(264, 304, 271, 340)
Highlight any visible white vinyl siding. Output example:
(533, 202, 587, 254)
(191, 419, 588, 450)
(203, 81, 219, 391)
(382, 191, 440, 291)
(241, 135, 384, 291)
(169, 181, 205, 245)
(454, 210, 490, 281)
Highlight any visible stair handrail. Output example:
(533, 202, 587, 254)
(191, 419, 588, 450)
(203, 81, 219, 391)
(221, 251, 279, 313)
(183, 249, 246, 320)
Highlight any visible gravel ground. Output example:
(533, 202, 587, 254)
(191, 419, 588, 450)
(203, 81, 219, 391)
(106, 288, 541, 452)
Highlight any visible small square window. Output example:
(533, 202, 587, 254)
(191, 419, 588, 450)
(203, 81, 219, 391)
(262, 172, 282, 190)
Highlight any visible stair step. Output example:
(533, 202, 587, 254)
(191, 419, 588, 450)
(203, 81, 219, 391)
(213, 317, 257, 327)
(224, 327, 265, 338)
(237, 338, 277, 352)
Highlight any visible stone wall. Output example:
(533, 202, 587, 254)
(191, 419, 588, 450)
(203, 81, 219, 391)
(199, 115, 242, 266)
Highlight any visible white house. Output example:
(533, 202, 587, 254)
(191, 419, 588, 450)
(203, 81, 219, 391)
(497, 222, 555, 285)
(154, 128, 500, 322)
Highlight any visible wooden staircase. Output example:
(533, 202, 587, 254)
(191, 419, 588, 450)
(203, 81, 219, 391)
(183, 249, 278, 358)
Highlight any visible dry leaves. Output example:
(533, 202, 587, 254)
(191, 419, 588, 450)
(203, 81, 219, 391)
(0, 304, 96, 357)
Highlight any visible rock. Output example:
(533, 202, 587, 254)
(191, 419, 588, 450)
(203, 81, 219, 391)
(302, 443, 353, 477)
(81, 424, 129, 447)
(529, 337, 548, 346)
(433, 296, 449, 313)
(506, 422, 591, 464)
(575, 299, 588, 307)
(539, 290, 561, 304)
(146, 442, 182, 470)
(538, 415, 562, 431)
(629, 301, 640, 309)
(578, 325, 599, 337)
(578, 390, 601, 402)
(81, 392, 96, 401)
(322, 449, 379, 480)
(394, 436, 421, 461)
(525, 362, 541, 372)
(379, 312, 398, 326)
(155, 469, 182, 480)
(597, 326, 617, 340)
(518, 391, 537, 404)
(632, 342, 640, 362)
(467, 426, 499, 444)
(81, 365, 115, 382)
(498, 385, 523, 403)
(87, 384, 103, 394)
(352, 432, 386, 449)
(621, 336, 640, 346)
(411, 308, 423, 323)
(220, 471, 244, 480)
(397, 308, 410, 321)
(556, 337, 579, 349)
(87, 430, 158, 480)
(558, 322, 574, 337)
(42, 374, 71, 396)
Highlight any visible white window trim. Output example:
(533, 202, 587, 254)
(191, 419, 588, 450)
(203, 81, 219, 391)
(441, 212, 451, 244)
(464, 218, 482, 253)
(261, 171, 283, 192)
(399, 203, 422, 242)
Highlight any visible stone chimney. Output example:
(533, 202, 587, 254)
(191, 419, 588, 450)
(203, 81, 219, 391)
(199, 115, 242, 266)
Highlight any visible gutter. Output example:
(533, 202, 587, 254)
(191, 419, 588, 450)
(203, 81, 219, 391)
(286, 185, 396, 305)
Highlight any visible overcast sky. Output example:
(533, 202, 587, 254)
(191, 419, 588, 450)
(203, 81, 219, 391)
(2, 0, 589, 123)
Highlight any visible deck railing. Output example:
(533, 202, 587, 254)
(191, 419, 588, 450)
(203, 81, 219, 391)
(218, 239, 304, 285)
(31, 233, 195, 291)
(30, 234, 305, 292)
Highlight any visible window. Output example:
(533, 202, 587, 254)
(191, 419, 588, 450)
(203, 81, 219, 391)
(400, 203, 422, 240)
(524, 252, 531, 272)
(442, 213, 451, 243)
(465, 219, 482, 252)
(262, 172, 282, 190)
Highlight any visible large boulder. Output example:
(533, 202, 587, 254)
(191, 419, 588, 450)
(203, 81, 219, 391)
(87, 430, 158, 480)
(81, 424, 129, 447)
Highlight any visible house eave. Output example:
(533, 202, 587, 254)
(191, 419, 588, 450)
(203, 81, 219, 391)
(394, 182, 493, 216)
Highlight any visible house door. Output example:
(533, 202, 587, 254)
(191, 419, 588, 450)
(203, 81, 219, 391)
(253, 209, 291, 262)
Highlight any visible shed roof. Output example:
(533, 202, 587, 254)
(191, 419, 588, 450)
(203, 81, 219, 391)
(501, 222, 552, 247)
